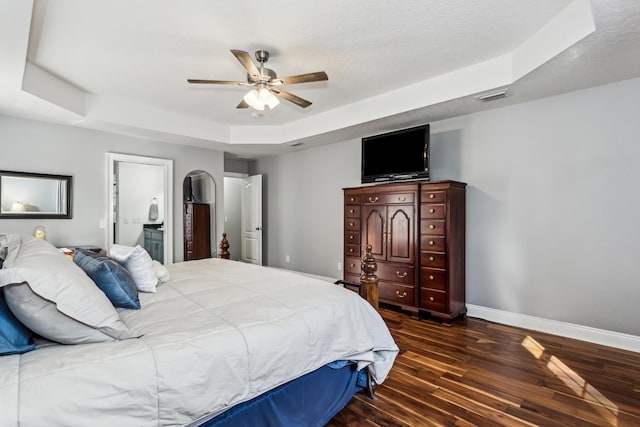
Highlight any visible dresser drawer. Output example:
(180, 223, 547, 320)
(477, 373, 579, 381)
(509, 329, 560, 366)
(345, 244, 360, 257)
(421, 219, 446, 236)
(344, 205, 360, 218)
(421, 288, 447, 312)
(345, 231, 360, 245)
(377, 262, 414, 284)
(422, 191, 446, 203)
(421, 236, 446, 252)
(421, 252, 446, 269)
(344, 257, 361, 275)
(344, 273, 360, 283)
(363, 192, 415, 205)
(344, 218, 360, 231)
(345, 194, 361, 205)
(380, 282, 415, 305)
(421, 268, 446, 290)
(421, 203, 445, 219)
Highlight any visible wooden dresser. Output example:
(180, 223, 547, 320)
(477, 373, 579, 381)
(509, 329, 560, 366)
(184, 202, 211, 260)
(343, 180, 466, 325)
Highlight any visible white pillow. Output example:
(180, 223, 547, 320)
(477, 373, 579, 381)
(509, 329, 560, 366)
(109, 244, 158, 293)
(0, 235, 134, 344)
(152, 260, 171, 283)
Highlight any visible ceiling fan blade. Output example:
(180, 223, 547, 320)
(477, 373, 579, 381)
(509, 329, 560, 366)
(271, 88, 312, 108)
(187, 79, 243, 85)
(272, 71, 328, 86)
(236, 99, 249, 109)
(230, 49, 260, 78)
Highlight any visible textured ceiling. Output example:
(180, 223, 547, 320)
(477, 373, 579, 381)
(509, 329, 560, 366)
(1, 0, 639, 159)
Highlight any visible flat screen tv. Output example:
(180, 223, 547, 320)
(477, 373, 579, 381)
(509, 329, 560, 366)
(361, 124, 430, 183)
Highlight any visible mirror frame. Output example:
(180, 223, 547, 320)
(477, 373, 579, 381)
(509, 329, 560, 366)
(0, 170, 73, 219)
(107, 153, 173, 264)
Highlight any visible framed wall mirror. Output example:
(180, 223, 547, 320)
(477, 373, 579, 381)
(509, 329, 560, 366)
(0, 170, 72, 219)
(107, 153, 173, 264)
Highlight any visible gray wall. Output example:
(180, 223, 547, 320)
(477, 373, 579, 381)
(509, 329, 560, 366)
(0, 115, 224, 262)
(252, 76, 640, 336)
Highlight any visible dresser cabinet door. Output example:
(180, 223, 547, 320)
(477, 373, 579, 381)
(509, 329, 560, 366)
(362, 206, 386, 261)
(387, 205, 414, 264)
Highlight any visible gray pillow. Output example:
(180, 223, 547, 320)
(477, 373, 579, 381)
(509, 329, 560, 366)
(0, 235, 134, 344)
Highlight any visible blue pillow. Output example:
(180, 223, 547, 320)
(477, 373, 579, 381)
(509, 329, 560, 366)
(0, 289, 35, 355)
(73, 249, 141, 310)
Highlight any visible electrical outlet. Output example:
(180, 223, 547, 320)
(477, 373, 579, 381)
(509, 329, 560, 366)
(337, 262, 342, 271)
(285, 255, 290, 263)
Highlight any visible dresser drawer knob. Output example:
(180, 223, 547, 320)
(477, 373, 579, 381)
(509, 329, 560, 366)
(349, 235, 354, 240)
(429, 208, 435, 213)
(349, 209, 355, 213)
(429, 275, 435, 280)
(368, 196, 379, 203)
(349, 222, 354, 227)
(429, 224, 435, 229)
(429, 240, 435, 246)
(350, 197, 355, 202)
(396, 291, 407, 298)
(396, 271, 408, 278)
(429, 256, 435, 261)
(350, 263, 356, 268)
(429, 296, 435, 302)
(349, 248, 354, 253)
(429, 194, 435, 199)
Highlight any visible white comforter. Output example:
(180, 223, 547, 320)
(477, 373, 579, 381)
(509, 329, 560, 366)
(0, 259, 398, 426)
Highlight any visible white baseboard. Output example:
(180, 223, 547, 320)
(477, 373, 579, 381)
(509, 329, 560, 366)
(467, 304, 640, 353)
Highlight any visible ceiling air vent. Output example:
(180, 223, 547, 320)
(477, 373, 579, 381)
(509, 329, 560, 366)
(476, 89, 509, 102)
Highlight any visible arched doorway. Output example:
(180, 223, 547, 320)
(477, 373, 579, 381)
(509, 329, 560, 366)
(183, 170, 216, 260)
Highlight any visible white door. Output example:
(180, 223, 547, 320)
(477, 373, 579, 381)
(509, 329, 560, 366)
(240, 174, 263, 265)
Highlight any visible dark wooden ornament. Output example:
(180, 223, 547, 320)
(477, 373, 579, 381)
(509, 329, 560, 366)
(219, 232, 230, 259)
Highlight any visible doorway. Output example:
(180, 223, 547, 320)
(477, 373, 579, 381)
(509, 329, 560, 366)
(223, 174, 263, 265)
(183, 170, 216, 260)
(107, 153, 173, 264)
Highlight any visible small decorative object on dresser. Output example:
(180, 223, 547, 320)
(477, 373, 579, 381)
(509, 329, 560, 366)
(343, 180, 466, 326)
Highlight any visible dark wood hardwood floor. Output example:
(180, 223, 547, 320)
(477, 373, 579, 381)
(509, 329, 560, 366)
(328, 307, 640, 427)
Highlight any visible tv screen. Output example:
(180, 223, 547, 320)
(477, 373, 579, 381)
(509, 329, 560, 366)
(361, 124, 430, 183)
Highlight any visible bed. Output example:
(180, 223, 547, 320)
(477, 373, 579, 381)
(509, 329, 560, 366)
(0, 234, 398, 426)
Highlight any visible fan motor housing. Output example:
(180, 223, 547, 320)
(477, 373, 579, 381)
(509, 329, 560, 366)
(248, 68, 277, 83)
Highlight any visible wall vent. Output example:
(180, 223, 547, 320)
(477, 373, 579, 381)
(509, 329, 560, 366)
(476, 89, 509, 102)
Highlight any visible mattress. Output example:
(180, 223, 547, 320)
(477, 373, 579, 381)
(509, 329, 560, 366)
(0, 258, 398, 426)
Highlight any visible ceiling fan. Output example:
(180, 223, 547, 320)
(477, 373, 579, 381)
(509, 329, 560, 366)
(187, 50, 328, 111)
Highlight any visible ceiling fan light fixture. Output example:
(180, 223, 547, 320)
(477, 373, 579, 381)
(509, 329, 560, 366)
(243, 87, 279, 111)
(260, 88, 280, 109)
(243, 89, 260, 108)
(189, 49, 326, 110)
